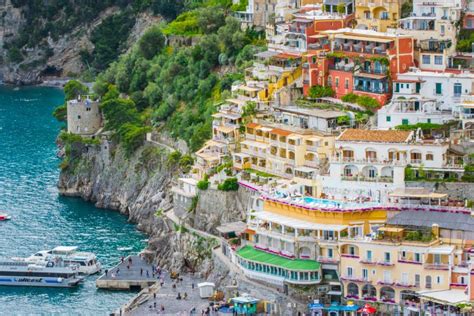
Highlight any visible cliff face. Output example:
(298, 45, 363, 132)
(58, 140, 251, 274)
(0, 2, 160, 84)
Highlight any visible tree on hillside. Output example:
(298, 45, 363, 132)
(64, 80, 89, 101)
(138, 26, 166, 60)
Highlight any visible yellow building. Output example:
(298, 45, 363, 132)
(355, 0, 403, 32)
(233, 122, 335, 183)
(339, 208, 474, 314)
(238, 194, 389, 300)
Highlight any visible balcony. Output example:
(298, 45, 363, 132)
(377, 261, 394, 267)
(317, 256, 339, 264)
(341, 254, 360, 259)
(398, 258, 422, 265)
(354, 85, 388, 94)
(341, 275, 370, 283)
(394, 281, 417, 289)
(424, 263, 449, 270)
(360, 258, 377, 265)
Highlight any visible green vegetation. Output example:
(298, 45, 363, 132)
(404, 231, 434, 243)
(244, 168, 275, 178)
(401, 1, 413, 19)
(81, 11, 137, 71)
(53, 80, 89, 122)
(197, 179, 210, 190)
(457, 29, 474, 52)
(462, 155, 474, 182)
(217, 177, 239, 191)
(395, 122, 444, 131)
(94, 6, 264, 152)
(405, 165, 459, 182)
(341, 93, 380, 111)
(308, 85, 335, 99)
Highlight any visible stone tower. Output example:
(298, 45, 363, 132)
(67, 96, 102, 136)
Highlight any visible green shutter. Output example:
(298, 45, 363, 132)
(395, 83, 400, 92)
(402, 119, 409, 125)
(435, 83, 442, 94)
(386, 116, 391, 122)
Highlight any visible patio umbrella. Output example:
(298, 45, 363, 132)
(358, 304, 376, 314)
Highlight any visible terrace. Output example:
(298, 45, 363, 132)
(332, 35, 394, 56)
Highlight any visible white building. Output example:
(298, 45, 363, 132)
(398, 0, 463, 71)
(273, 106, 346, 133)
(321, 129, 462, 203)
(377, 69, 474, 129)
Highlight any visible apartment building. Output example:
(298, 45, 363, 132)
(398, 0, 463, 71)
(377, 69, 474, 129)
(339, 210, 474, 315)
(233, 122, 335, 179)
(321, 129, 463, 203)
(303, 28, 415, 105)
(237, 192, 388, 298)
(354, 0, 402, 32)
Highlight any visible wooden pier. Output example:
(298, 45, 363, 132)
(96, 255, 158, 290)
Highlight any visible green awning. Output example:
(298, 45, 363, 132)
(236, 246, 320, 271)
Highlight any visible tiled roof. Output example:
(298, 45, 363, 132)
(387, 211, 474, 233)
(236, 246, 320, 271)
(337, 129, 412, 143)
(270, 128, 293, 136)
(246, 123, 260, 129)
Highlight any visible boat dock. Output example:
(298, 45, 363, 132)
(96, 255, 158, 290)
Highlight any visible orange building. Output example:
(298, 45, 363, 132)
(302, 28, 415, 105)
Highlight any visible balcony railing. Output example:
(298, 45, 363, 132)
(424, 263, 449, 270)
(317, 256, 340, 264)
(354, 86, 388, 94)
(360, 258, 377, 265)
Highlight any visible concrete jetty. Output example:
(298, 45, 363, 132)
(96, 255, 158, 290)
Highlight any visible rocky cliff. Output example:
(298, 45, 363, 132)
(58, 140, 251, 274)
(0, 1, 160, 84)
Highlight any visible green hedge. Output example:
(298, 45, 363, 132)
(217, 177, 239, 191)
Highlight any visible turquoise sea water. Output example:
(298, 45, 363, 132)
(0, 86, 146, 315)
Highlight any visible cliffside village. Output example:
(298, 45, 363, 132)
(66, 0, 474, 315)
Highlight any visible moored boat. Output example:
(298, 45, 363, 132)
(0, 259, 83, 288)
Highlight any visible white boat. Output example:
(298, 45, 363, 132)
(0, 259, 83, 288)
(19, 246, 101, 275)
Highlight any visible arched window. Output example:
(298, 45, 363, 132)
(425, 275, 432, 289)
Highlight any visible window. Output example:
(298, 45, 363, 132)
(454, 83, 462, 96)
(434, 56, 443, 65)
(347, 267, 353, 277)
(328, 248, 333, 258)
(426, 275, 432, 289)
(384, 252, 391, 263)
(383, 270, 391, 283)
(395, 83, 400, 92)
(422, 55, 430, 64)
(328, 76, 332, 86)
(366, 250, 372, 261)
(426, 153, 434, 161)
(386, 116, 391, 122)
(415, 253, 421, 262)
(335, 77, 339, 87)
(415, 274, 421, 287)
(381, 11, 388, 20)
(435, 83, 442, 95)
(436, 276, 442, 284)
(459, 276, 467, 284)
(401, 272, 409, 285)
(427, 118, 431, 123)
(362, 269, 368, 280)
(401, 251, 406, 259)
(345, 79, 349, 89)
(349, 246, 355, 255)
(402, 119, 409, 125)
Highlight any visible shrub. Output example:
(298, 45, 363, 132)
(167, 151, 182, 166)
(356, 95, 380, 111)
(217, 177, 239, 191)
(308, 85, 335, 98)
(341, 93, 358, 103)
(197, 179, 210, 190)
(53, 104, 67, 121)
(138, 26, 165, 60)
(64, 80, 89, 101)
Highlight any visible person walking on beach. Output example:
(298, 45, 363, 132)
(140, 268, 143, 276)
(105, 269, 108, 277)
(128, 257, 132, 266)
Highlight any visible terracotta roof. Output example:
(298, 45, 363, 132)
(270, 128, 293, 136)
(337, 129, 412, 143)
(274, 52, 301, 59)
(246, 122, 260, 129)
